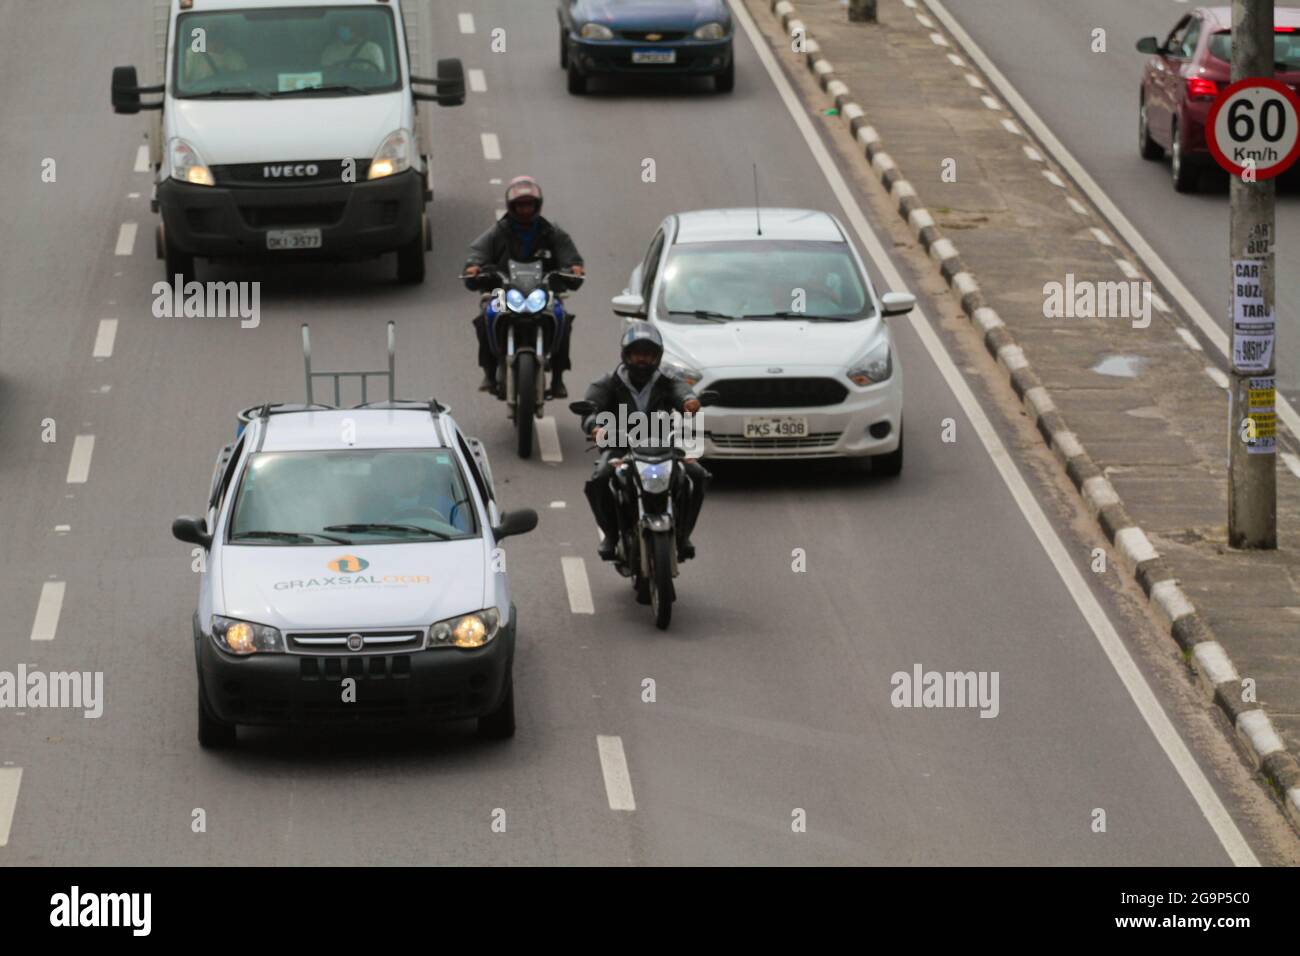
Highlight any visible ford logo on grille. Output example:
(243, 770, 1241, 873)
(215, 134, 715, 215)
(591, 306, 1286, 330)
(264, 163, 321, 179)
(346, 633, 364, 651)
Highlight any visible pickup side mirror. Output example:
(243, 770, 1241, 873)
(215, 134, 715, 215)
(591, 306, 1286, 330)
(111, 65, 162, 114)
(880, 292, 916, 317)
(493, 509, 538, 542)
(1136, 36, 1161, 55)
(611, 293, 646, 318)
(696, 390, 721, 408)
(172, 515, 212, 550)
(413, 58, 466, 106)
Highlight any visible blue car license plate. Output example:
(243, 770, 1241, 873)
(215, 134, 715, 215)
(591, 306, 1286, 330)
(631, 48, 677, 64)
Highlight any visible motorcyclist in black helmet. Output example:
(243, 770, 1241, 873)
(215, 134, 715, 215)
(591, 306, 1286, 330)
(579, 321, 708, 562)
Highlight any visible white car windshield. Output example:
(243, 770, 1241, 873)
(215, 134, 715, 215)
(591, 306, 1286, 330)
(658, 240, 874, 321)
(174, 6, 400, 98)
(228, 449, 478, 545)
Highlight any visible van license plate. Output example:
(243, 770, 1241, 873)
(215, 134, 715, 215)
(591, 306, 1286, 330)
(267, 229, 322, 250)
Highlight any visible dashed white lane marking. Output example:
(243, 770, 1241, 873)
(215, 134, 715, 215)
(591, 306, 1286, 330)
(1176, 327, 1204, 351)
(549, 501, 567, 509)
(134, 145, 149, 173)
(1089, 227, 1114, 247)
(980, 95, 1001, 111)
(734, 0, 1259, 867)
(468, 68, 487, 93)
(1022, 145, 1043, 162)
(1066, 196, 1088, 215)
(0, 768, 21, 846)
(66, 435, 95, 484)
(1000, 118, 1022, 136)
(1282, 452, 1300, 479)
(537, 416, 563, 463)
(901, 0, 916, 8)
(1205, 366, 1230, 389)
(1115, 259, 1141, 280)
(946, 52, 964, 67)
(114, 223, 137, 256)
(459, 12, 475, 33)
(481, 133, 501, 161)
(561, 556, 595, 614)
(596, 736, 636, 811)
(1041, 169, 1065, 187)
(29, 582, 66, 642)
(92, 320, 118, 359)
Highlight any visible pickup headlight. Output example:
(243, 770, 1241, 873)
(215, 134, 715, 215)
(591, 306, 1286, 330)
(368, 128, 413, 180)
(211, 615, 285, 655)
(694, 22, 728, 40)
(663, 356, 704, 386)
(847, 340, 892, 386)
(429, 608, 501, 649)
(579, 22, 614, 40)
(169, 138, 214, 187)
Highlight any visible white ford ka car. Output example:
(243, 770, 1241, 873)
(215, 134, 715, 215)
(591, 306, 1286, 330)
(612, 208, 911, 472)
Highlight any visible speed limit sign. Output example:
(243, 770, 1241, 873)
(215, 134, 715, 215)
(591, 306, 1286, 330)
(1207, 78, 1300, 179)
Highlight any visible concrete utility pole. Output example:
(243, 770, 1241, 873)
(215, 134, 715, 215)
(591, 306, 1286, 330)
(848, 0, 878, 23)
(1228, 0, 1277, 549)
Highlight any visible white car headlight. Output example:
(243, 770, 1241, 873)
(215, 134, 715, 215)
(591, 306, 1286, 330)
(663, 356, 705, 386)
(368, 128, 413, 180)
(211, 615, 284, 655)
(579, 22, 614, 40)
(169, 138, 214, 187)
(847, 340, 892, 386)
(428, 608, 502, 649)
(694, 22, 727, 40)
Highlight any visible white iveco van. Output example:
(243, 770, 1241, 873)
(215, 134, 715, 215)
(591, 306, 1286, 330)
(111, 0, 464, 284)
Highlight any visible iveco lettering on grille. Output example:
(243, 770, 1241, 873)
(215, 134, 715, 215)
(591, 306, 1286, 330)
(263, 163, 321, 179)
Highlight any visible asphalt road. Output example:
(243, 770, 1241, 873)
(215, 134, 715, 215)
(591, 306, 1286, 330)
(0, 0, 1290, 864)
(939, 0, 1300, 405)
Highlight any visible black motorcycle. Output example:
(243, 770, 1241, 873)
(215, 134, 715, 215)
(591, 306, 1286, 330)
(570, 394, 714, 630)
(462, 261, 581, 458)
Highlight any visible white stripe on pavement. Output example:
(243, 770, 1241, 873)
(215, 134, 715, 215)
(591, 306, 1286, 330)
(29, 582, 65, 642)
(732, 0, 1259, 867)
(1205, 366, 1229, 390)
(66, 435, 94, 484)
(561, 556, 594, 614)
(537, 416, 563, 462)
(114, 223, 137, 256)
(0, 768, 21, 846)
(481, 133, 501, 161)
(468, 68, 487, 93)
(134, 145, 149, 173)
(1176, 327, 1203, 351)
(1282, 452, 1300, 479)
(459, 12, 475, 33)
(93, 320, 118, 359)
(596, 735, 636, 811)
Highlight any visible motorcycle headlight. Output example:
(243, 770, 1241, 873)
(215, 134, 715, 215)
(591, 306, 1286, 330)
(525, 288, 549, 313)
(368, 128, 413, 180)
(505, 288, 527, 312)
(169, 138, 214, 187)
(211, 615, 284, 655)
(579, 22, 614, 40)
(428, 608, 502, 649)
(663, 356, 704, 386)
(847, 340, 892, 386)
(635, 460, 674, 495)
(694, 22, 727, 40)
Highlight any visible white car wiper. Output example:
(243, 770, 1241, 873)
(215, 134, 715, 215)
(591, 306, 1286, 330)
(324, 522, 454, 540)
(231, 530, 352, 544)
(668, 310, 734, 323)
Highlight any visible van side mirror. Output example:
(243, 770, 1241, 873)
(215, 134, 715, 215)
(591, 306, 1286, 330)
(413, 58, 466, 106)
(611, 293, 646, 318)
(1136, 36, 1160, 55)
(111, 65, 162, 114)
(172, 515, 212, 550)
(493, 509, 538, 542)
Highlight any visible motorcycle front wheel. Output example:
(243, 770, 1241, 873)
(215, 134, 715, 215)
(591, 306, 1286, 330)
(649, 531, 675, 630)
(515, 353, 537, 459)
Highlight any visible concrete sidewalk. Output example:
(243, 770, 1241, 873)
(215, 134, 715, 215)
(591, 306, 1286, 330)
(743, 0, 1300, 828)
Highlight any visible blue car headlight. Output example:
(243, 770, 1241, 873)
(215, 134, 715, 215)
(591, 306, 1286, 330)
(506, 288, 527, 312)
(635, 460, 673, 494)
(525, 288, 549, 313)
(694, 22, 727, 40)
(579, 22, 614, 40)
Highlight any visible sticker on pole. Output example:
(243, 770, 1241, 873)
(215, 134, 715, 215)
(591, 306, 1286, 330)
(1207, 78, 1300, 179)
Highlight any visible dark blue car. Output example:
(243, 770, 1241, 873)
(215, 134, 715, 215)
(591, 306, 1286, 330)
(558, 0, 734, 95)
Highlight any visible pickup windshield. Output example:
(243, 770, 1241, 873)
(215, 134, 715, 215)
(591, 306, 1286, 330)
(173, 6, 401, 98)
(228, 449, 479, 546)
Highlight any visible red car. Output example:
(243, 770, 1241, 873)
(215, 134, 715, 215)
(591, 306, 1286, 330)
(1137, 6, 1300, 191)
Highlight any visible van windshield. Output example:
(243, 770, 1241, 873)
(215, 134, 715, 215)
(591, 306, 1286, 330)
(174, 6, 401, 98)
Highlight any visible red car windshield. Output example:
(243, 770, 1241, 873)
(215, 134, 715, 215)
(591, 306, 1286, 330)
(1208, 30, 1300, 71)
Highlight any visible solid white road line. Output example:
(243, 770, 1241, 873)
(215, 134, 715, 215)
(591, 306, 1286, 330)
(923, 0, 1300, 439)
(537, 416, 563, 463)
(66, 435, 95, 484)
(1282, 452, 1300, 479)
(93, 319, 118, 359)
(562, 556, 595, 614)
(134, 145, 149, 173)
(459, 13, 475, 34)
(596, 735, 636, 811)
(731, 0, 1259, 866)
(481, 133, 502, 161)
(0, 768, 21, 846)
(468, 68, 487, 93)
(29, 581, 66, 642)
(114, 223, 137, 256)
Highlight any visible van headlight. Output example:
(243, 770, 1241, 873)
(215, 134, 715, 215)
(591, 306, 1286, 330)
(428, 608, 501, 649)
(211, 615, 285, 655)
(847, 340, 892, 386)
(368, 128, 413, 180)
(579, 22, 614, 40)
(169, 138, 214, 187)
(694, 22, 727, 40)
